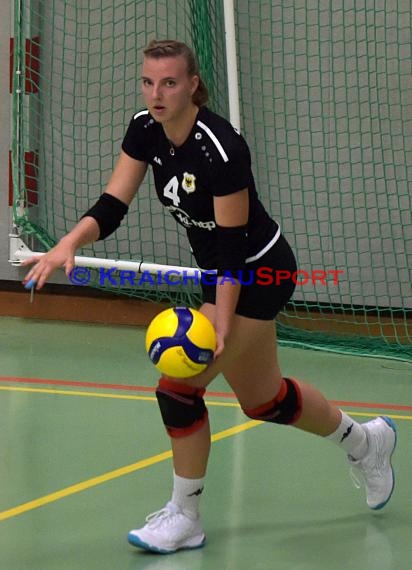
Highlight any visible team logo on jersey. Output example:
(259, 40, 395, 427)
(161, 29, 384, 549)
(182, 172, 196, 194)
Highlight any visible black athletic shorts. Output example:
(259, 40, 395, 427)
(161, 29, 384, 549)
(200, 233, 297, 320)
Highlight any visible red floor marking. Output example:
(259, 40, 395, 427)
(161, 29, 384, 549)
(331, 400, 412, 411)
(1, 375, 411, 412)
(0, 376, 154, 393)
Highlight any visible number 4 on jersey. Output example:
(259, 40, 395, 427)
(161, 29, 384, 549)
(163, 176, 180, 206)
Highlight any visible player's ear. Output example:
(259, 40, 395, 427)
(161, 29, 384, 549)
(190, 74, 200, 96)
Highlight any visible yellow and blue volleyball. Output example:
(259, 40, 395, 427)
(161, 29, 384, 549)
(145, 307, 217, 378)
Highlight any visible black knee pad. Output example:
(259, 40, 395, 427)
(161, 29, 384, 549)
(243, 377, 302, 425)
(156, 378, 208, 438)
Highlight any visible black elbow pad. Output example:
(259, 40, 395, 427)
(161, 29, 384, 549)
(215, 224, 248, 276)
(81, 193, 129, 240)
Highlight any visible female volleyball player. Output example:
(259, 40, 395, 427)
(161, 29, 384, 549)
(22, 40, 397, 554)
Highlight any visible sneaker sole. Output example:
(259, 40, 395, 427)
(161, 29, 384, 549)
(371, 416, 397, 511)
(127, 532, 206, 554)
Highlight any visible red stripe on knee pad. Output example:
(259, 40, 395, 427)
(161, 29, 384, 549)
(243, 378, 288, 417)
(243, 377, 302, 425)
(167, 417, 208, 438)
(158, 377, 206, 398)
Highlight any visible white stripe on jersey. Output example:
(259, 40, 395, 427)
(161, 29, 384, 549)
(196, 226, 282, 272)
(245, 225, 281, 263)
(197, 120, 229, 163)
(133, 109, 149, 120)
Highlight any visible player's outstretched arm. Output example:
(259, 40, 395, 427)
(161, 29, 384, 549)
(22, 151, 147, 290)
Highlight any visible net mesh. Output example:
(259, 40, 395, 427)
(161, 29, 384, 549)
(11, 0, 412, 361)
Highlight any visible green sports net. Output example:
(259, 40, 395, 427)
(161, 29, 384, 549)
(11, 0, 412, 361)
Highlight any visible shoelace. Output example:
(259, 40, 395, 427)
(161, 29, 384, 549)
(145, 505, 179, 529)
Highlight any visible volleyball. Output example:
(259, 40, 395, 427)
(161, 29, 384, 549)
(145, 307, 217, 378)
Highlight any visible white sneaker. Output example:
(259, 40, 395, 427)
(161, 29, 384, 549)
(348, 416, 397, 510)
(128, 501, 206, 554)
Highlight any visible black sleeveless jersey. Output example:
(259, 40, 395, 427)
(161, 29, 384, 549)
(121, 106, 279, 270)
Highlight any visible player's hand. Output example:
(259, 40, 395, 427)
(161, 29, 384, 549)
(213, 331, 225, 359)
(21, 239, 76, 290)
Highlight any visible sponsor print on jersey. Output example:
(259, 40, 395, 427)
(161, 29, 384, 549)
(182, 172, 196, 194)
(167, 205, 215, 231)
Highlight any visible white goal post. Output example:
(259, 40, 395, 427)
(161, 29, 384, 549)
(9, 234, 205, 277)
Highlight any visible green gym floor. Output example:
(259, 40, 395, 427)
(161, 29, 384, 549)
(0, 316, 411, 570)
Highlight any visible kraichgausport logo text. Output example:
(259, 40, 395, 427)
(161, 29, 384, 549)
(68, 267, 344, 287)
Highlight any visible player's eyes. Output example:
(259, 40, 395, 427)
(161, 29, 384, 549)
(166, 80, 176, 87)
(142, 79, 152, 86)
